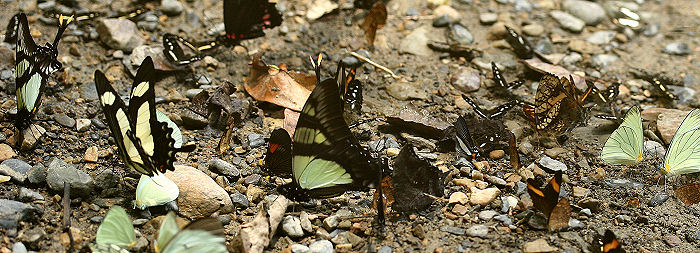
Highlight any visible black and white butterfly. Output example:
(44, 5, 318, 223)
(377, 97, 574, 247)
(11, 13, 71, 135)
(273, 57, 384, 201)
(163, 0, 283, 65)
(94, 56, 195, 177)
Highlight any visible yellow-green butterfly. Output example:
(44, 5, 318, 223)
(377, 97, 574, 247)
(134, 174, 179, 210)
(601, 105, 643, 165)
(91, 205, 136, 252)
(662, 109, 700, 175)
(154, 212, 227, 253)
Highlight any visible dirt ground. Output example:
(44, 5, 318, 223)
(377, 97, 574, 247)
(1, 0, 700, 252)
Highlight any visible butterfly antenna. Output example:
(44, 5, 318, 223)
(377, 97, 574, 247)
(52, 15, 73, 48)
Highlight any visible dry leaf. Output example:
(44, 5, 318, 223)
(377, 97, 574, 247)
(283, 109, 300, 137)
(360, 2, 387, 47)
(244, 53, 316, 111)
(239, 195, 289, 253)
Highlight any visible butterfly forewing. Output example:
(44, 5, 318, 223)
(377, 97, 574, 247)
(265, 128, 292, 177)
(601, 106, 643, 165)
(663, 109, 700, 175)
(223, 0, 282, 41)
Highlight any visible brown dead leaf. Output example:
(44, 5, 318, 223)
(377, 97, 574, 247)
(239, 195, 289, 253)
(245, 53, 316, 111)
(360, 2, 387, 47)
(522, 58, 609, 91)
(283, 109, 300, 137)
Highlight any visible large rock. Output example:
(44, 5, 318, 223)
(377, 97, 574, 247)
(656, 109, 691, 144)
(96, 18, 145, 52)
(46, 158, 94, 196)
(0, 199, 36, 229)
(166, 165, 233, 219)
(0, 158, 31, 183)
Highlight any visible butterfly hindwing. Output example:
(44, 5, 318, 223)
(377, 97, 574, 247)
(158, 214, 226, 253)
(265, 128, 292, 177)
(95, 206, 137, 249)
(601, 106, 643, 165)
(222, 0, 282, 41)
(663, 109, 700, 175)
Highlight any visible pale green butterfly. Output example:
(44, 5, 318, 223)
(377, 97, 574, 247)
(90, 205, 136, 253)
(134, 174, 179, 210)
(662, 109, 700, 175)
(601, 105, 643, 165)
(155, 212, 227, 253)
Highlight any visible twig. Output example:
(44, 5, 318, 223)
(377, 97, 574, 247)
(349, 52, 400, 79)
(63, 182, 74, 252)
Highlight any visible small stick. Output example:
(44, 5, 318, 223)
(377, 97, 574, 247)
(63, 182, 74, 252)
(349, 52, 400, 79)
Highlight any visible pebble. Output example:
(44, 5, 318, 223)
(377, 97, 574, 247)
(308, 240, 333, 253)
(562, 0, 606, 25)
(27, 164, 46, 184)
(399, 26, 433, 57)
(46, 158, 94, 196)
(523, 238, 558, 253)
(378, 246, 392, 253)
(449, 192, 469, 204)
(572, 186, 590, 198)
(84, 146, 98, 163)
(466, 225, 488, 238)
(306, 0, 337, 20)
(537, 156, 567, 172)
(449, 23, 474, 45)
(440, 225, 466, 235)
(470, 187, 501, 206)
(247, 134, 265, 148)
(53, 113, 76, 128)
(0, 144, 16, 161)
(300, 211, 313, 233)
(94, 169, 117, 190)
(494, 215, 512, 225)
(521, 23, 544, 37)
(282, 216, 304, 237)
(649, 192, 670, 207)
(592, 54, 618, 67)
(663, 43, 691, 55)
(562, 52, 582, 66)
(181, 110, 208, 129)
(656, 109, 690, 144)
(580, 209, 592, 216)
(432, 15, 452, 27)
(643, 141, 665, 158)
(615, 214, 632, 224)
(18, 187, 43, 202)
(586, 31, 616, 45)
(161, 0, 184, 15)
(230, 192, 249, 208)
(550, 10, 585, 33)
(451, 67, 480, 93)
(452, 204, 468, 216)
(91, 118, 107, 129)
(165, 165, 234, 219)
(479, 13, 498, 25)
(76, 119, 91, 131)
(0, 159, 31, 182)
(478, 210, 498, 220)
(513, 0, 532, 12)
(96, 18, 144, 52)
(568, 218, 584, 229)
(323, 215, 340, 230)
(433, 5, 460, 21)
(291, 244, 310, 253)
(489, 150, 505, 159)
(0, 199, 36, 229)
(665, 234, 682, 247)
(209, 158, 241, 177)
(12, 242, 27, 253)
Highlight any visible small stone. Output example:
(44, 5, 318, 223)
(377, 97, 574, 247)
(452, 204, 468, 216)
(479, 13, 498, 25)
(378, 246, 392, 253)
(451, 67, 480, 93)
(489, 150, 505, 159)
(433, 5, 460, 21)
(18, 187, 43, 202)
(494, 215, 512, 225)
(161, 0, 184, 15)
(649, 192, 670, 207)
(282, 216, 304, 237)
(97, 19, 145, 52)
(580, 209, 592, 216)
(399, 26, 434, 57)
(291, 244, 310, 253)
(572, 186, 590, 198)
(449, 192, 469, 204)
(522, 24, 544, 37)
(537, 156, 567, 172)
(84, 146, 98, 163)
(0, 144, 16, 162)
(486, 175, 506, 187)
(562, 0, 606, 25)
(323, 215, 340, 230)
(615, 214, 633, 224)
(53, 113, 76, 128)
(12, 242, 27, 253)
(592, 54, 619, 67)
(386, 147, 400, 157)
(663, 43, 691, 56)
(27, 164, 46, 184)
(467, 225, 488, 238)
(209, 158, 241, 177)
(523, 238, 558, 253)
(166, 165, 233, 219)
(440, 225, 466, 235)
(568, 218, 584, 229)
(432, 15, 452, 27)
(19, 125, 45, 151)
(643, 141, 665, 158)
(300, 211, 313, 233)
(478, 210, 498, 220)
(46, 158, 94, 196)
(550, 10, 585, 33)
(0, 199, 36, 229)
(247, 134, 265, 148)
(470, 187, 501, 206)
(0, 159, 31, 183)
(586, 31, 616, 45)
(665, 234, 682, 247)
(449, 23, 473, 45)
(306, 0, 338, 20)
(76, 119, 91, 132)
(230, 192, 249, 208)
(656, 109, 690, 144)
(308, 240, 333, 253)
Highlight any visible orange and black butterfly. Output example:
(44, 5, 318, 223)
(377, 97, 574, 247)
(522, 73, 594, 132)
(527, 171, 570, 231)
(592, 229, 624, 253)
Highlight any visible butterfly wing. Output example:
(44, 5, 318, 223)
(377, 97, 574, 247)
(265, 128, 292, 177)
(392, 144, 445, 212)
(454, 115, 478, 159)
(601, 106, 643, 165)
(95, 70, 150, 175)
(663, 109, 700, 175)
(534, 73, 566, 131)
(134, 174, 179, 210)
(160, 218, 226, 253)
(155, 212, 180, 252)
(95, 206, 137, 249)
(14, 13, 42, 129)
(223, 0, 282, 41)
(547, 198, 571, 231)
(291, 78, 379, 198)
(527, 172, 563, 217)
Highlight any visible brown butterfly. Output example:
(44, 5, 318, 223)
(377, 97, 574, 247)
(522, 73, 594, 132)
(360, 2, 387, 47)
(527, 171, 571, 231)
(674, 183, 700, 206)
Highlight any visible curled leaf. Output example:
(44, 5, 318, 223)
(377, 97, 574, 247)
(244, 53, 316, 111)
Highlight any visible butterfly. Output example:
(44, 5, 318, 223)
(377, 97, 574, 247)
(632, 68, 680, 101)
(392, 144, 445, 212)
(503, 25, 552, 64)
(491, 62, 523, 92)
(591, 229, 624, 253)
(527, 171, 571, 231)
(11, 13, 72, 136)
(600, 105, 643, 165)
(661, 109, 700, 175)
(674, 183, 700, 206)
(163, 0, 282, 65)
(264, 128, 292, 177)
(335, 60, 363, 112)
(522, 73, 594, 133)
(275, 57, 384, 201)
(134, 174, 179, 210)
